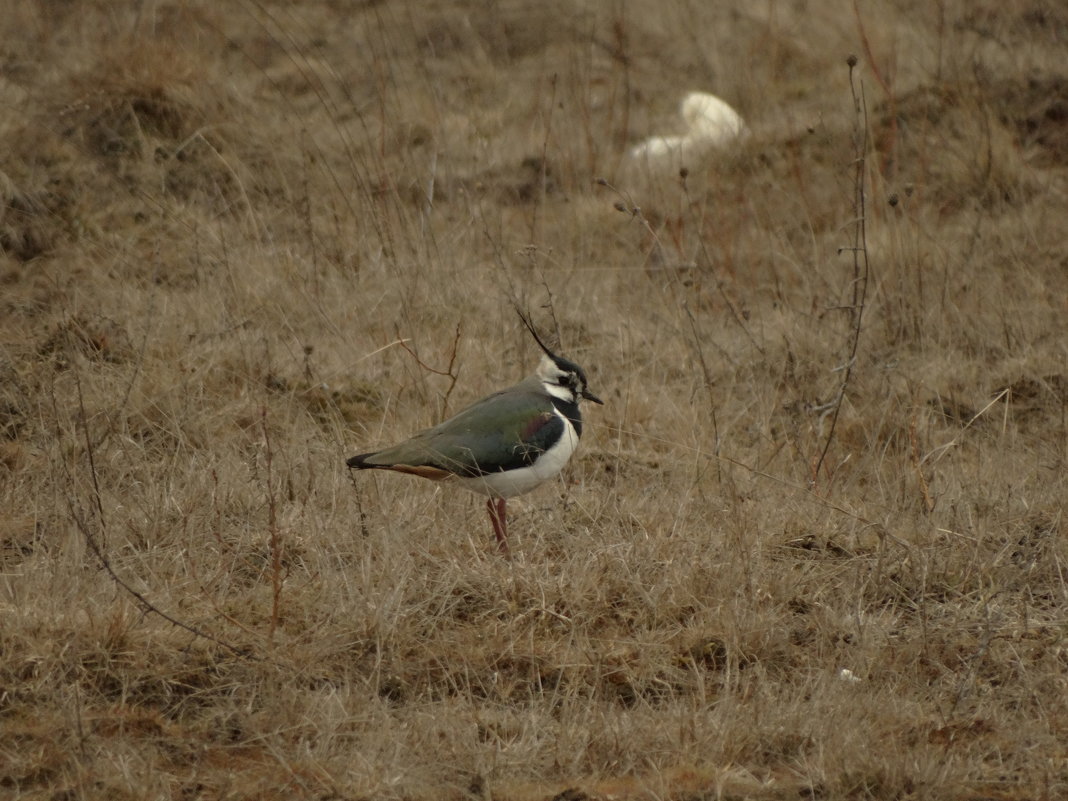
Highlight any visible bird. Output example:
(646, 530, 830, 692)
(346, 316, 603, 553)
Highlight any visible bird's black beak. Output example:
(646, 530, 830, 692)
(582, 389, 604, 405)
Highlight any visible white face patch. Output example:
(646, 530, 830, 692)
(543, 382, 576, 402)
(535, 354, 579, 403)
(535, 354, 564, 382)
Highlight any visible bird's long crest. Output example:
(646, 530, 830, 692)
(515, 305, 560, 360)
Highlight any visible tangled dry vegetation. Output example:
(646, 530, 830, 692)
(2, 1, 1068, 799)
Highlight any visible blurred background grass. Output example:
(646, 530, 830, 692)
(1, 1, 1067, 799)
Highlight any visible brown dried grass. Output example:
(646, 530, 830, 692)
(2, 1, 1068, 799)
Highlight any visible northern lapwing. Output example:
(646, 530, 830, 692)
(346, 318, 602, 553)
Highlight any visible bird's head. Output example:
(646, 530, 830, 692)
(518, 309, 603, 406)
(536, 352, 603, 405)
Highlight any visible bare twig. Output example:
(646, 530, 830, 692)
(909, 409, 935, 514)
(852, 0, 896, 177)
(683, 304, 722, 483)
(262, 405, 284, 643)
(54, 367, 248, 658)
(398, 323, 462, 416)
(813, 56, 871, 485)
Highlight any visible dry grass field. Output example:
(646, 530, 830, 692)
(2, 1, 1068, 799)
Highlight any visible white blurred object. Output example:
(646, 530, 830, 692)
(837, 668, 862, 683)
(680, 91, 748, 142)
(629, 134, 688, 160)
(629, 91, 747, 167)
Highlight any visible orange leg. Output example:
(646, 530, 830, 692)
(486, 498, 509, 555)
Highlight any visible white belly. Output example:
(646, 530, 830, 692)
(454, 414, 579, 499)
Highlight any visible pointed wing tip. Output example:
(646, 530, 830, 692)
(346, 453, 373, 469)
